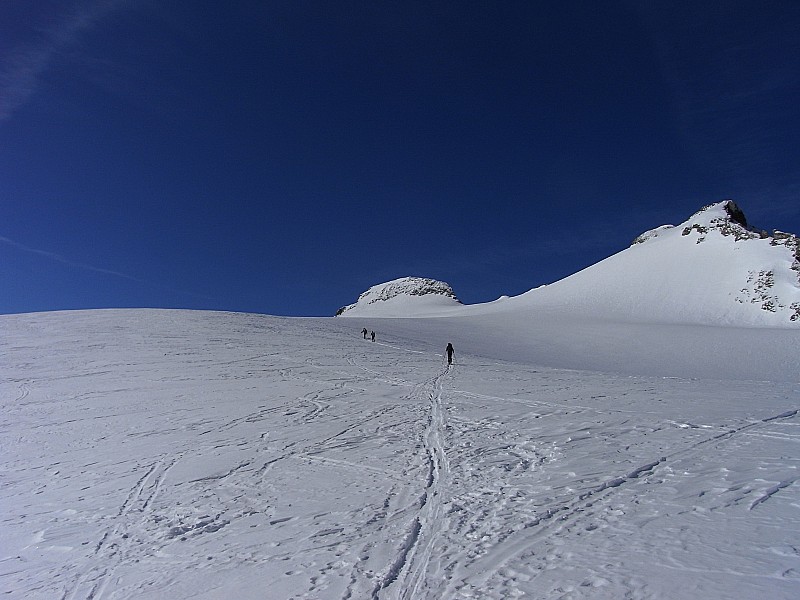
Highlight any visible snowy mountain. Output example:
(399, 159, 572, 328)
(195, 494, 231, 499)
(336, 277, 462, 317)
(342, 201, 800, 327)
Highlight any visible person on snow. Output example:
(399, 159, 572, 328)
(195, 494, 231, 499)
(446, 342, 454, 365)
(371, 331, 376, 342)
(362, 327, 368, 339)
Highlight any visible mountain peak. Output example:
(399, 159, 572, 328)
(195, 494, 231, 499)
(632, 200, 765, 246)
(336, 277, 461, 317)
(680, 200, 768, 242)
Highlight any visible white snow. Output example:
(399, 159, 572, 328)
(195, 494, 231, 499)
(1, 307, 798, 599)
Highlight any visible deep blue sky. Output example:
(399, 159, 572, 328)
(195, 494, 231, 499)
(2, 1, 799, 316)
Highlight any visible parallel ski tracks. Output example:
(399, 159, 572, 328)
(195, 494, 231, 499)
(370, 366, 451, 600)
(399, 368, 451, 600)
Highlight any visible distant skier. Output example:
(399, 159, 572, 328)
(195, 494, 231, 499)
(445, 342, 454, 365)
(362, 327, 368, 339)
(371, 331, 376, 342)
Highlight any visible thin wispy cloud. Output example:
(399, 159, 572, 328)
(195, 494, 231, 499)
(1, 233, 151, 283)
(0, 234, 215, 301)
(0, 0, 127, 123)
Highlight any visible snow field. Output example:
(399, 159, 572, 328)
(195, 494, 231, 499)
(1, 309, 798, 599)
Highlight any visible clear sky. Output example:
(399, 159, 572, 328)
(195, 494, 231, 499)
(2, 1, 798, 316)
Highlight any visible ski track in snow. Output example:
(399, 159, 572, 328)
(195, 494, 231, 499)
(1, 310, 799, 599)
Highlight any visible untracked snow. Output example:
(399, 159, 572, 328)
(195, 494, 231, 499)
(1, 308, 798, 599)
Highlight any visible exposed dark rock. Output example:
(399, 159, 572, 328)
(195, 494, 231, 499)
(723, 200, 748, 228)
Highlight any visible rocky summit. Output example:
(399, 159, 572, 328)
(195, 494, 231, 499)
(336, 277, 461, 316)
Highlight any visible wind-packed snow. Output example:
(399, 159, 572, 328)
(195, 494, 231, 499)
(1, 308, 798, 599)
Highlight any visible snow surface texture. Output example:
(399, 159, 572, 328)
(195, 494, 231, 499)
(1, 308, 799, 600)
(339, 201, 800, 326)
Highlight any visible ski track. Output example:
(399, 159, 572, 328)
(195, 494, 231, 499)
(368, 366, 450, 600)
(400, 369, 451, 600)
(62, 456, 182, 600)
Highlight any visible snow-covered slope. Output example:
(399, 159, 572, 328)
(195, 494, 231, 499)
(336, 277, 462, 317)
(1, 309, 798, 600)
(502, 200, 800, 326)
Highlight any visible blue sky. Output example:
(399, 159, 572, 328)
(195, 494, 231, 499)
(2, 1, 799, 316)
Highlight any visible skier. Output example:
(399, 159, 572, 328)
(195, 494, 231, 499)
(371, 331, 376, 342)
(362, 327, 368, 339)
(445, 342, 454, 365)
